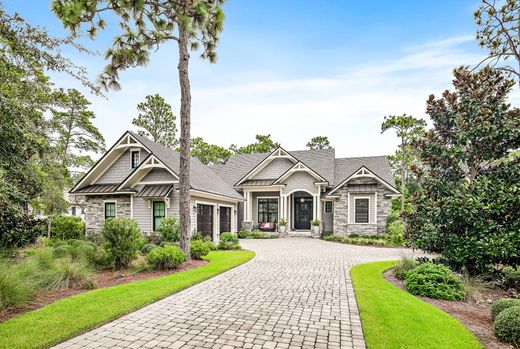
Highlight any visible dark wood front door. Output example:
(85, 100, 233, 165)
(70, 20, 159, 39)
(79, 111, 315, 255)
(197, 204, 213, 238)
(219, 206, 231, 233)
(294, 197, 313, 230)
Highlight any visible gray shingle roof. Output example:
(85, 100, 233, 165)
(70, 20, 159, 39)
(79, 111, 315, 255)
(212, 149, 397, 190)
(130, 132, 244, 200)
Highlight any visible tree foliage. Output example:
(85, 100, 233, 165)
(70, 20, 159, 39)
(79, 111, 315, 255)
(474, 0, 520, 85)
(306, 136, 332, 150)
(406, 67, 520, 273)
(51, 88, 105, 169)
(190, 137, 231, 165)
(231, 134, 280, 154)
(132, 94, 178, 148)
(381, 114, 426, 211)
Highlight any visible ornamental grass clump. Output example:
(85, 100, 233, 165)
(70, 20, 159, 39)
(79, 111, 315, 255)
(404, 262, 465, 301)
(393, 258, 416, 280)
(0, 262, 35, 310)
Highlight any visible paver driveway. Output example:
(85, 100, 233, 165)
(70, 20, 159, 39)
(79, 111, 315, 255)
(54, 238, 419, 349)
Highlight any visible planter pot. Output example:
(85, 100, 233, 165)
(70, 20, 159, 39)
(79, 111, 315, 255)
(311, 225, 320, 237)
(279, 225, 287, 234)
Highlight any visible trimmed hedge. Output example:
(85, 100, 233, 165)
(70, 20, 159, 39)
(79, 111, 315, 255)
(51, 216, 85, 240)
(494, 306, 520, 343)
(146, 245, 186, 270)
(491, 298, 520, 320)
(190, 240, 210, 260)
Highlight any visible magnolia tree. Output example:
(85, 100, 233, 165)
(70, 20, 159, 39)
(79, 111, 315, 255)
(406, 67, 520, 273)
(52, 0, 226, 259)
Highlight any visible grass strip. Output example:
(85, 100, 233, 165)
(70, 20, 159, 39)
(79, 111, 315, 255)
(0, 250, 255, 349)
(350, 261, 482, 349)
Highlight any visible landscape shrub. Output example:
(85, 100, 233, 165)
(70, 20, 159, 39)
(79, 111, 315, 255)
(218, 232, 241, 250)
(237, 228, 251, 239)
(348, 233, 360, 238)
(0, 262, 35, 310)
(386, 210, 400, 226)
(141, 243, 159, 255)
(501, 266, 520, 292)
(323, 234, 398, 247)
(491, 298, 520, 320)
(386, 220, 405, 245)
(0, 209, 45, 249)
(156, 217, 180, 242)
(205, 241, 217, 251)
(51, 216, 85, 240)
(146, 245, 186, 270)
(101, 218, 141, 270)
(52, 239, 97, 263)
(191, 231, 205, 241)
(190, 239, 210, 259)
(85, 230, 103, 245)
(144, 231, 163, 245)
(393, 258, 416, 280)
(404, 262, 465, 300)
(494, 306, 520, 343)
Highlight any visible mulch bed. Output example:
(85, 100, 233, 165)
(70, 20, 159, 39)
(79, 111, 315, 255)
(384, 269, 515, 349)
(0, 259, 207, 323)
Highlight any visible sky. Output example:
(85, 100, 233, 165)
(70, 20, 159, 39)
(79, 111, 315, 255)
(5, 0, 517, 158)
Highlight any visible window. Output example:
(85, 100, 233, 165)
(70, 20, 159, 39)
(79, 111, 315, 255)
(104, 202, 116, 220)
(325, 201, 333, 213)
(131, 150, 140, 168)
(258, 198, 278, 223)
(71, 206, 77, 216)
(197, 204, 213, 237)
(355, 198, 369, 223)
(153, 201, 166, 231)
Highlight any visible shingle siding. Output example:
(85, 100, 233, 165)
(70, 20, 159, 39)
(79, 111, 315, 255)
(282, 172, 317, 195)
(252, 158, 294, 180)
(322, 201, 334, 233)
(141, 168, 176, 182)
(96, 148, 149, 184)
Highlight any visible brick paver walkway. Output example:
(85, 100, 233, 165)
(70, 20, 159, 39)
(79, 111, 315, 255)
(54, 238, 420, 349)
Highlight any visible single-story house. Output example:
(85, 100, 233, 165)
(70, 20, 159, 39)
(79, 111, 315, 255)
(70, 131, 400, 241)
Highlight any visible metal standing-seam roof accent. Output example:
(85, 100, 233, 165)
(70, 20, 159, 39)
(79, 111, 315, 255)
(74, 184, 135, 194)
(347, 184, 378, 192)
(238, 179, 276, 187)
(137, 184, 173, 198)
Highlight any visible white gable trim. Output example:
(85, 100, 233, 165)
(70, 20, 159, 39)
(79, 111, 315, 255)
(117, 155, 179, 190)
(235, 147, 298, 186)
(273, 161, 326, 184)
(328, 166, 400, 195)
(71, 132, 146, 193)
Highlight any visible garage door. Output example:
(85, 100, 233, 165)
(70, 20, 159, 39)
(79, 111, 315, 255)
(219, 206, 231, 233)
(197, 204, 213, 238)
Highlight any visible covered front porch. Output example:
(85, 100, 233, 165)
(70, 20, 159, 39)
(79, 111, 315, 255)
(242, 189, 323, 232)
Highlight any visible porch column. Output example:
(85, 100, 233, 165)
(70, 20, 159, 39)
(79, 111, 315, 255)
(287, 195, 291, 231)
(317, 197, 322, 222)
(312, 195, 317, 221)
(247, 191, 253, 222)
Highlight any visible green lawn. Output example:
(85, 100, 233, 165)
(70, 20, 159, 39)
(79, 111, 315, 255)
(350, 261, 482, 349)
(0, 250, 254, 349)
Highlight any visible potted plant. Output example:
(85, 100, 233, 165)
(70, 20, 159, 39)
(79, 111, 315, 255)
(279, 218, 288, 233)
(311, 219, 320, 237)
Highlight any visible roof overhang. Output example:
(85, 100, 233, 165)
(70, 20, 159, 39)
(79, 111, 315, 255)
(190, 189, 244, 203)
(328, 166, 400, 195)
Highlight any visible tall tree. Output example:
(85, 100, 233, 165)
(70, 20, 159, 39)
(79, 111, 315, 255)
(133, 94, 178, 148)
(51, 88, 105, 169)
(406, 67, 520, 273)
(306, 136, 332, 150)
(474, 0, 520, 86)
(190, 137, 231, 165)
(231, 134, 280, 154)
(381, 114, 426, 211)
(52, 0, 226, 259)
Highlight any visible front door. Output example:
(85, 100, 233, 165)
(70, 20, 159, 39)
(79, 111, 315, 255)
(294, 197, 313, 230)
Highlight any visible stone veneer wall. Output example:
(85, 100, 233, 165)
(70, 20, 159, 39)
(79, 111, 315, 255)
(84, 195, 131, 233)
(332, 178, 393, 236)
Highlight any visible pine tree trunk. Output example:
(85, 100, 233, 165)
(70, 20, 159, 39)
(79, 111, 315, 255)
(401, 137, 406, 212)
(177, 19, 192, 260)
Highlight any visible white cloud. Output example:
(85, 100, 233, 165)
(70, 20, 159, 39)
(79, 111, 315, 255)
(73, 35, 511, 158)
